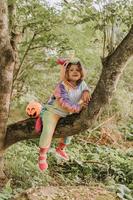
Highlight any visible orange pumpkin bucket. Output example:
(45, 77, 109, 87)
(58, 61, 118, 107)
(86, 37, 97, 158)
(26, 101, 42, 118)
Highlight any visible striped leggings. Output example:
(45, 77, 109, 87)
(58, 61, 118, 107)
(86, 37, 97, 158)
(39, 108, 72, 148)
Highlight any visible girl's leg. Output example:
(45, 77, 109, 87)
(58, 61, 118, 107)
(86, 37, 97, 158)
(63, 137, 72, 145)
(39, 110, 60, 171)
(56, 136, 72, 160)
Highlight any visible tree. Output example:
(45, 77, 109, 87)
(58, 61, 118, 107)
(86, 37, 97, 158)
(0, 0, 133, 183)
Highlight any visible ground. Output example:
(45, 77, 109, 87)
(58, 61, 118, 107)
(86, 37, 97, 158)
(13, 185, 117, 200)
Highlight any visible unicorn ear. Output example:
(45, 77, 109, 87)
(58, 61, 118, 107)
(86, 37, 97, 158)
(56, 58, 68, 81)
(56, 58, 66, 65)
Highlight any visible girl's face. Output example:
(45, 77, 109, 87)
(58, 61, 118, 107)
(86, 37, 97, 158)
(67, 64, 81, 83)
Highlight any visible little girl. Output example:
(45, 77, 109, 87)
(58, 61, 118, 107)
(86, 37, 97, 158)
(39, 58, 91, 171)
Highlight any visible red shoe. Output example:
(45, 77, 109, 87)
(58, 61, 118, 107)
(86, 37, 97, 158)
(38, 155, 48, 171)
(38, 147, 49, 171)
(55, 143, 69, 160)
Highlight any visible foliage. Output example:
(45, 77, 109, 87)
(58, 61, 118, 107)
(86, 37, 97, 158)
(0, 180, 13, 200)
(118, 119, 133, 141)
(9, 0, 133, 125)
(116, 184, 133, 200)
(5, 141, 53, 189)
(5, 124, 133, 199)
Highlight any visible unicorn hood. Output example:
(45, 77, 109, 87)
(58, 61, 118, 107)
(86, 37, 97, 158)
(57, 58, 86, 82)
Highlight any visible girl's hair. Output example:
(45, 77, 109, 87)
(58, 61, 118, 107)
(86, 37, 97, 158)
(65, 61, 84, 84)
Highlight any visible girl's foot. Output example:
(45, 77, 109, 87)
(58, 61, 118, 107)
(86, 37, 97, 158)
(38, 147, 49, 171)
(56, 147, 69, 160)
(55, 143, 69, 160)
(38, 155, 48, 171)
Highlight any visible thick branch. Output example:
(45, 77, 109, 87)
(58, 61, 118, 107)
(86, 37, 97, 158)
(4, 25, 133, 149)
(5, 113, 81, 148)
(84, 25, 133, 125)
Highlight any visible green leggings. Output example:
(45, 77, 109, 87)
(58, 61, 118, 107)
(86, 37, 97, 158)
(39, 108, 72, 148)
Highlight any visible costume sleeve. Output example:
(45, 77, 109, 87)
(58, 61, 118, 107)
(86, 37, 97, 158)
(81, 80, 91, 93)
(54, 83, 81, 113)
(56, 58, 66, 81)
(80, 81, 91, 104)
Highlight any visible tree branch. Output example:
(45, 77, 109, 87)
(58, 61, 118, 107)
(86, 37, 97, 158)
(13, 32, 37, 82)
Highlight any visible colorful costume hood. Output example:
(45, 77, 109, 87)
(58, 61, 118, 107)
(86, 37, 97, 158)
(57, 58, 86, 82)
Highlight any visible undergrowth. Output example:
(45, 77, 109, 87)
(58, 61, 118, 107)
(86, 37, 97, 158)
(1, 122, 133, 200)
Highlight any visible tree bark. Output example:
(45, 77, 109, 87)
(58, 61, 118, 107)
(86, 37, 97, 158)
(4, 25, 133, 149)
(0, 0, 15, 178)
(8, 1, 19, 76)
(0, 0, 15, 147)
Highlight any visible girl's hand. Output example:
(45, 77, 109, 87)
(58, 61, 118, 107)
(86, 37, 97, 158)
(81, 91, 91, 104)
(78, 100, 88, 109)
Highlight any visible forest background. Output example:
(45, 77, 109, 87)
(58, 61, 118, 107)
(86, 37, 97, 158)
(0, 0, 133, 199)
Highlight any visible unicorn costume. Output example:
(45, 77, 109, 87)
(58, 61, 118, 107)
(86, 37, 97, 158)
(38, 58, 90, 171)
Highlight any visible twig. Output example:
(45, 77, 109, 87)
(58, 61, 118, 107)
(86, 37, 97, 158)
(63, 0, 69, 4)
(87, 115, 115, 134)
(78, 138, 98, 146)
(85, 160, 109, 166)
(13, 32, 37, 82)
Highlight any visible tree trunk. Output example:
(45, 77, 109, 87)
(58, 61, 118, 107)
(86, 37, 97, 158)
(0, 150, 7, 188)
(0, 152, 5, 178)
(8, 1, 19, 76)
(4, 25, 133, 148)
(0, 0, 15, 180)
